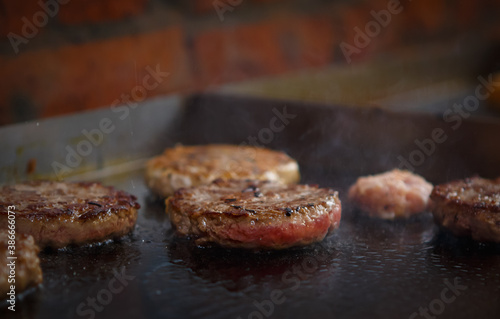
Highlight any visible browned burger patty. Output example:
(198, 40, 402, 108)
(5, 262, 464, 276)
(166, 179, 341, 249)
(146, 144, 300, 198)
(348, 169, 433, 219)
(0, 181, 140, 248)
(430, 177, 500, 243)
(0, 231, 42, 297)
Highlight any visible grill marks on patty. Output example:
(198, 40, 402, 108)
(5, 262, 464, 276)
(145, 144, 300, 198)
(430, 177, 500, 243)
(0, 181, 139, 220)
(166, 179, 341, 249)
(0, 181, 140, 248)
(431, 177, 500, 211)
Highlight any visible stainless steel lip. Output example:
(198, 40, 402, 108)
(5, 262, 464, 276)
(0, 94, 184, 184)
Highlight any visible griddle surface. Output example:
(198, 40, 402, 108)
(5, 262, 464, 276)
(2, 94, 500, 318)
(4, 167, 499, 319)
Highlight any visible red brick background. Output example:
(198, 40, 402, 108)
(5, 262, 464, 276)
(58, 0, 148, 25)
(0, 0, 499, 125)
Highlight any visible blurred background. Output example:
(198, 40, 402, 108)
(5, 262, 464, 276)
(1, 0, 500, 126)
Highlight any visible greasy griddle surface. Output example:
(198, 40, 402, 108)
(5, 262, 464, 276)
(2, 94, 500, 318)
(3, 168, 499, 319)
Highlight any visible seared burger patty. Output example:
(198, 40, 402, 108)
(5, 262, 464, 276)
(0, 231, 42, 297)
(166, 179, 341, 249)
(146, 144, 300, 198)
(430, 177, 500, 243)
(348, 169, 433, 219)
(0, 181, 140, 248)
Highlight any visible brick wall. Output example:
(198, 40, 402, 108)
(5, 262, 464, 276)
(0, 0, 499, 125)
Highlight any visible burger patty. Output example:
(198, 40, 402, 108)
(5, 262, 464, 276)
(430, 177, 500, 243)
(166, 179, 341, 249)
(0, 231, 43, 297)
(348, 169, 433, 219)
(0, 181, 140, 248)
(146, 144, 300, 198)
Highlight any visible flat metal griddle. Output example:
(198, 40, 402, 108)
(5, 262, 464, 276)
(1, 93, 499, 319)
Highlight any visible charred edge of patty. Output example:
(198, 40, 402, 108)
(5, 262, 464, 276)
(167, 182, 339, 219)
(165, 182, 341, 249)
(430, 178, 500, 242)
(0, 183, 140, 221)
(145, 145, 300, 197)
(430, 178, 500, 213)
(9, 207, 139, 248)
(431, 200, 500, 242)
(166, 201, 339, 249)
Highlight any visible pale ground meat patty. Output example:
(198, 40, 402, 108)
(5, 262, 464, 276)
(146, 144, 300, 198)
(166, 179, 341, 249)
(348, 169, 433, 219)
(0, 231, 43, 297)
(0, 181, 140, 248)
(430, 177, 500, 243)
